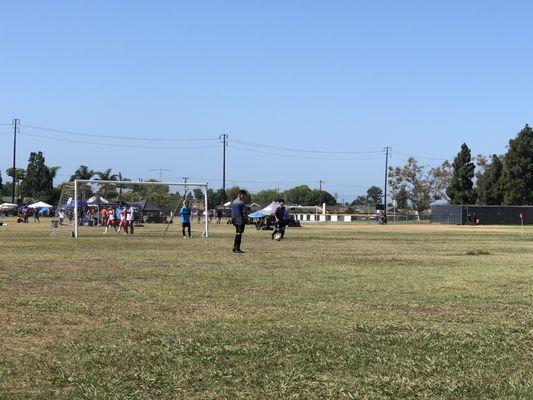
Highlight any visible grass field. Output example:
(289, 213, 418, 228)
(0, 219, 532, 399)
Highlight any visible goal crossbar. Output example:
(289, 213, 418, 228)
(72, 179, 209, 238)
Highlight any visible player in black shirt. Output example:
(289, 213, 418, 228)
(231, 190, 247, 253)
(272, 199, 287, 240)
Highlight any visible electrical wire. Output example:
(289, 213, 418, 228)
(19, 132, 219, 149)
(393, 151, 448, 162)
(230, 144, 384, 161)
(22, 124, 218, 142)
(231, 138, 383, 155)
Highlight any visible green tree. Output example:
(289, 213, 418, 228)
(225, 186, 252, 204)
(252, 189, 281, 205)
(476, 154, 505, 205)
(95, 169, 119, 199)
(351, 195, 368, 206)
(388, 157, 437, 213)
(206, 189, 224, 209)
(4, 168, 25, 198)
(447, 143, 476, 204)
(304, 189, 336, 206)
(430, 160, 452, 202)
(502, 124, 533, 205)
(20, 151, 53, 201)
(366, 186, 383, 205)
(48, 166, 61, 181)
(70, 165, 95, 181)
(284, 185, 312, 205)
(395, 185, 409, 209)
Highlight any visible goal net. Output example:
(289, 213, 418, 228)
(51, 180, 209, 238)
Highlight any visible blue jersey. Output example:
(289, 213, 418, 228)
(180, 206, 191, 223)
(231, 199, 245, 225)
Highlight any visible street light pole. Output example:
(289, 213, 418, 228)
(11, 118, 19, 204)
(384, 146, 392, 220)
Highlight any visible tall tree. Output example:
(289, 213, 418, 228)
(388, 157, 436, 213)
(48, 166, 61, 181)
(20, 151, 53, 201)
(352, 195, 368, 205)
(365, 186, 383, 205)
(252, 189, 281, 205)
(225, 186, 251, 204)
(430, 160, 452, 202)
(447, 143, 476, 204)
(502, 124, 533, 205)
(395, 185, 409, 209)
(476, 154, 505, 205)
(284, 185, 312, 205)
(95, 169, 119, 198)
(4, 168, 26, 198)
(70, 165, 95, 181)
(304, 189, 336, 206)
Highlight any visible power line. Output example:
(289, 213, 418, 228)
(393, 151, 448, 162)
(230, 144, 384, 161)
(22, 124, 218, 142)
(19, 132, 219, 149)
(232, 138, 383, 154)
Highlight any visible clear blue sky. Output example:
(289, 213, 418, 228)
(1, 1, 532, 201)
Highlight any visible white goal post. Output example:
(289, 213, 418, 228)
(69, 179, 209, 238)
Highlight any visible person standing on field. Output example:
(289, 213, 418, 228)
(231, 190, 247, 253)
(104, 207, 116, 234)
(272, 199, 287, 240)
(179, 199, 192, 238)
(127, 205, 135, 234)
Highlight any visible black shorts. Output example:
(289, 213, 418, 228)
(234, 224, 245, 234)
(182, 222, 191, 228)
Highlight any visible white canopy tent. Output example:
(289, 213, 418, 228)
(248, 201, 281, 218)
(28, 201, 53, 209)
(0, 203, 17, 210)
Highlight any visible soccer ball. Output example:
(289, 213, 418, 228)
(274, 233, 283, 241)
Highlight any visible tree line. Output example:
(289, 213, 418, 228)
(1, 125, 532, 209)
(388, 124, 533, 211)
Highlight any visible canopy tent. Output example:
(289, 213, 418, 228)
(0, 202, 18, 210)
(249, 201, 280, 219)
(131, 199, 163, 213)
(60, 198, 87, 210)
(28, 201, 53, 209)
(87, 195, 109, 206)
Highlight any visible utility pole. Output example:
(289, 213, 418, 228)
(334, 192, 338, 203)
(319, 180, 325, 191)
(384, 146, 392, 220)
(11, 118, 19, 204)
(219, 134, 228, 204)
(182, 176, 189, 199)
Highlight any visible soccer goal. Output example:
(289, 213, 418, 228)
(51, 180, 209, 238)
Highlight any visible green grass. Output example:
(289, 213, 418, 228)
(0, 220, 532, 399)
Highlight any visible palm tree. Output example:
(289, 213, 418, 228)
(48, 166, 60, 180)
(95, 168, 118, 181)
(95, 169, 119, 199)
(116, 172, 131, 202)
(70, 165, 95, 181)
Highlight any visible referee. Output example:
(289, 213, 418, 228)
(231, 190, 247, 253)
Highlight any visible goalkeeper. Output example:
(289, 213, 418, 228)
(179, 199, 192, 238)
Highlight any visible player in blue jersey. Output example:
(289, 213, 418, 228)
(179, 199, 192, 238)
